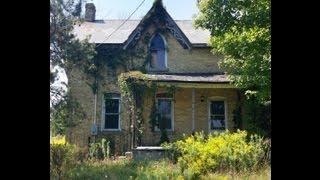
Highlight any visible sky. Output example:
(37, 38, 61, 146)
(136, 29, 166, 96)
(87, 0, 199, 20)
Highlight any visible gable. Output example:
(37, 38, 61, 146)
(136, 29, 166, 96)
(122, 1, 192, 50)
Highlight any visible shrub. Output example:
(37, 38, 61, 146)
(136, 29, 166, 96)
(101, 138, 110, 159)
(158, 129, 170, 145)
(50, 135, 76, 179)
(243, 99, 271, 138)
(88, 138, 110, 160)
(169, 130, 269, 178)
(73, 147, 88, 163)
(162, 141, 181, 163)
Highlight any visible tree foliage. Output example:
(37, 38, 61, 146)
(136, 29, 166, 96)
(50, 0, 96, 80)
(51, 93, 87, 135)
(50, 0, 96, 133)
(50, 0, 95, 106)
(195, 0, 271, 103)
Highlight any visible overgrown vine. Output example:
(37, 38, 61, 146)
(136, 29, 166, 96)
(119, 71, 150, 146)
(119, 71, 179, 146)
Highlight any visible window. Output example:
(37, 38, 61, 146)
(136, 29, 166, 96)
(210, 101, 226, 130)
(149, 33, 167, 70)
(103, 93, 120, 130)
(155, 93, 173, 131)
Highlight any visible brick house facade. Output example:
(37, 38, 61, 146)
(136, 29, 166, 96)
(67, 1, 240, 154)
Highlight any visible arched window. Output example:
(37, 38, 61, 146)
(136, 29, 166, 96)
(149, 33, 167, 70)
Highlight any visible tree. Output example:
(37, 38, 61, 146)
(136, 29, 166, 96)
(51, 93, 87, 135)
(50, 0, 96, 93)
(194, 0, 271, 103)
(50, 0, 96, 134)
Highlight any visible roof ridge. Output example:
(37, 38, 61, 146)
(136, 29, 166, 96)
(94, 19, 142, 21)
(148, 73, 226, 76)
(93, 19, 193, 21)
(173, 19, 193, 21)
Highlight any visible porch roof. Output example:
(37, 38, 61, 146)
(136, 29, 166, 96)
(145, 73, 230, 83)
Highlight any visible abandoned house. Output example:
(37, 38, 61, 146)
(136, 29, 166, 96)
(68, 0, 242, 154)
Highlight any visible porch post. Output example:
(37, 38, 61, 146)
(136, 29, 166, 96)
(192, 88, 195, 132)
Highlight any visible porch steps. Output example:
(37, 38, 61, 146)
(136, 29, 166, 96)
(131, 146, 165, 160)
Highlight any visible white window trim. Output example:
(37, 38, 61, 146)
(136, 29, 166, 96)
(101, 96, 121, 131)
(208, 97, 228, 133)
(147, 33, 168, 70)
(154, 97, 174, 132)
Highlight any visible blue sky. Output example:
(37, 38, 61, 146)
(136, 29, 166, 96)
(88, 0, 199, 20)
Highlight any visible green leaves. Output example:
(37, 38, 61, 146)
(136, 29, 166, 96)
(50, 93, 86, 135)
(50, 0, 96, 75)
(195, 0, 271, 103)
(171, 131, 269, 176)
(195, 0, 270, 35)
(50, 136, 76, 179)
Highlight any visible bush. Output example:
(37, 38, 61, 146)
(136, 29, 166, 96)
(243, 99, 271, 137)
(158, 129, 170, 145)
(50, 136, 76, 179)
(161, 142, 181, 163)
(88, 138, 110, 160)
(73, 147, 88, 163)
(169, 130, 269, 178)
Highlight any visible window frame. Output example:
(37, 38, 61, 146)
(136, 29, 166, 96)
(148, 33, 168, 71)
(154, 96, 174, 132)
(101, 95, 121, 131)
(207, 97, 228, 132)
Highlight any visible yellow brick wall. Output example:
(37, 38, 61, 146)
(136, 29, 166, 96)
(166, 34, 223, 73)
(132, 24, 224, 74)
(66, 67, 94, 148)
(66, 66, 131, 153)
(194, 88, 238, 133)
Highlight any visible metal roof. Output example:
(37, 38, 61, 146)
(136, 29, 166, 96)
(73, 20, 210, 45)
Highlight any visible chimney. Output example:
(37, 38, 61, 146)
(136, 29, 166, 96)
(85, 3, 96, 22)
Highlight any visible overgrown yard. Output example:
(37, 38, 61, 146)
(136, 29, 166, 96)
(51, 131, 271, 180)
(65, 159, 270, 180)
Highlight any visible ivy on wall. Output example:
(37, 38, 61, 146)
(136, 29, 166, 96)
(148, 83, 158, 132)
(118, 71, 150, 146)
(118, 71, 178, 146)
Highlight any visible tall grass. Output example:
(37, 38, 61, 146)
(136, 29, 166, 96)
(53, 131, 271, 179)
(65, 159, 270, 180)
(66, 159, 181, 180)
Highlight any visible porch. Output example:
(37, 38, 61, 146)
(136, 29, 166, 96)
(131, 73, 240, 147)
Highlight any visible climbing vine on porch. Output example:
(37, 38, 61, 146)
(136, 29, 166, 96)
(118, 71, 178, 146)
(118, 71, 150, 146)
